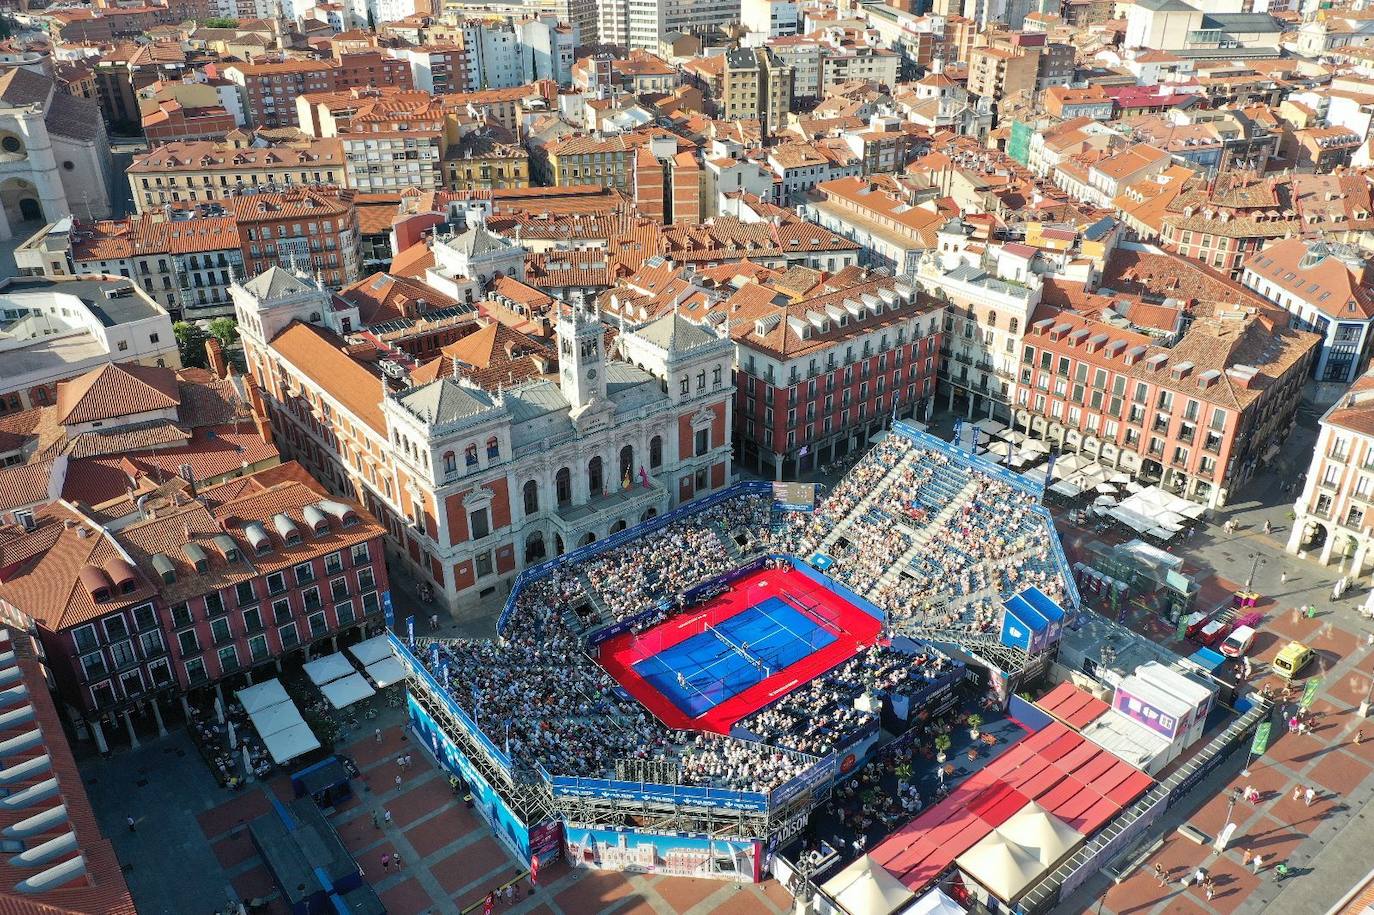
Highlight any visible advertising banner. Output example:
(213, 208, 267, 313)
(565, 826, 762, 883)
(1250, 722, 1271, 756)
(1112, 686, 1183, 740)
(549, 776, 769, 813)
(1301, 678, 1323, 710)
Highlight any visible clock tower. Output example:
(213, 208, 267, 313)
(556, 299, 607, 418)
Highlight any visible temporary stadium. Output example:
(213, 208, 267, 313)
(387, 422, 1127, 908)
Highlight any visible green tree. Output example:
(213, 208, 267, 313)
(202, 16, 239, 27)
(207, 317, 239, 349)
(173, 320, 210, 369)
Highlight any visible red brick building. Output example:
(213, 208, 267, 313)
(224, 187, 362, 288)
(141, 100, 238, 144)
(0, 463, 388, 752)
(224, 55, 414, 130)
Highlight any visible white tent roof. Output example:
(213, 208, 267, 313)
(366, 656, 407, 688)
(349, 634, 395, 667)
(906, 887, 966, 915)
(820, 855, 914, 915)
(252, 700, 305, 739)
(236, 679, 290, 715)
(996, 802, 1083, 866)
(261, 721, 321, 765)
(956, 830, 1045, 903)
(303, 653, 356, 686)
(320, 673, 376, 710)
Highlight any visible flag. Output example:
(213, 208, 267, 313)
(441, 659, 450, 690)
(430, 642, 440, 670)
(406, 615, 415, 648)
(953, 418, 963, 450)
(1250, 721, 1271, 756)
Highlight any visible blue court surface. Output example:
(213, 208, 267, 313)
(632, 597, 837, 718)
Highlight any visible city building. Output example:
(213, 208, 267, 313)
(125, 133, 345, 214)
(805, 175, 949, 276)
(1289, 372, 1374, 571)
(1241, 237, 1374, 385)
(0, 275, 179, 416)
(741, 0, 799, 39)
(597, 0, 743, 53)
(233, 250, 736, 611)
(224, 188, 361, 289)
(0, 69, 113, 238)
(0, 462, 388, 753)
(722, 48, 793, 137)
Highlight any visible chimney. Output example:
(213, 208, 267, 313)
(205, 337, 228, 378)
(179, 463, 197, 497)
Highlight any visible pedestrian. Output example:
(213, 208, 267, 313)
(1154, 863, 1167, 886)
(381, 853, 391, 873)
(126, 816, 136, 833)
(430, 612, 439, 631)
(397, 755, 405, 771)
(1193, 867, 1205, 887)
(1293, 785, 1303, 803)
(1305, 786, 1315, 806)
(395, 774, 402, 791)
(1356, 729, 1364, 746)
(372, 809, 382, 829)
(1242, 849, 1251, 868)
(504, 884, 515, 904)
(393, 853, 404, 871)
(1231, 787, 1242, 805)
(383, 809, 392, 826)
(1281, 570, 1288, 584)
(375, 728, 382, 744)
(1253, 853, 1264, 874)
(1206, 884, 1215, 901)
(404, 753, 412, 768)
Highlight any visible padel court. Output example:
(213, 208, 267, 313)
(597, 566, 884, 733)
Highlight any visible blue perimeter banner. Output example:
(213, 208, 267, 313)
(549, 774, 769, 813)
(389, 633, 512, 771)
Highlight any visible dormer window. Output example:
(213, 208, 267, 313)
(150, 553, 176, 585)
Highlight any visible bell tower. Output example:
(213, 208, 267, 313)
(556, 298, 607, 417)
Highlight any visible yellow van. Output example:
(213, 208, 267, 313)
(1272, 641, 1314, 680)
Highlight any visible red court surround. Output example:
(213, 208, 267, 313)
(596, 567, 884, 734)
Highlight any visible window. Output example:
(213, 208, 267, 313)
(350, 542, 369, 565)
(267, 572, 287, 595)
(325, 552, 343, 575)
(476, 550, 494, 578)
(294, 562, 315, 585)
(80, 652, 107, 680)
(278, 622, 299, 649)
(249, 634, 270, 663)
(178, 629, 199, 655)
(695, 428, 709, 456)
(73, 625, 98, 653)
(217, 645, 239, 673)
(308, 611, 328, 638)
(139, 629, 163, 657)
(469, 507, 490, 540)
(357, 567, 376, 592)
(650, 436, 663, 469)
(443, 452, 457, 475)
(132, 604, 158, 631)
(91, 681, 117, 709)
(486, 437, 499, 459)
(361, 591, 379, 616)
(205, 591, 226, 616)
(243, 606, 263, 632)
(149, 658, 172, 686)
(210, 617, 232, 646)
(104, 617, 128, 641)
(272, 598, 292, 624)
(335, 600, 355, 627)
(185, 657, 208, 685)
(330, 578, 348, 601)
(235, 581, 255, 605)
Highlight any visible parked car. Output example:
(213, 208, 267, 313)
(1195, 618, 1232, 647)
(1220, 625, 1256, 658)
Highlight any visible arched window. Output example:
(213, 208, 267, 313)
(486, 436, 500, 459)
(987, 312, 997, 329)
(649, 436, 663, 469)
(464, 444, 478, 467)
(588, 456, 604, 496)
(1009, 317, 1019, 334)
(640, 507, 657, 522)
(580, 531, 596, 547)
(523, 480, 539, 515)
(556, 467, 572, 506)
(525, 532, 546, 562)
(610, 519, 627, 534)
(619, 445, 634, 485)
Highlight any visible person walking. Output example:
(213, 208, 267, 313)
(372, 809, 382, 829)
(375, 728, 382, 744)
(1305, 786, 1316, 806)
(1154, 863, 1167, 887)
(126, 816, 136, 833)
(393, 853, 404, 871)
(381, 853, 391, 873)
(395, 774, 402, 791)
(383, 808, 392, 826)
(404, 753, 412, 768)
(1293, 785, 1303, 803)
(1356, 729, 1364, 746)
(1253, 853, 1265, 874)
(430, 613, 440, 631)
(1242, 849, 1252, 868)
(1281, 570, 1288, 585)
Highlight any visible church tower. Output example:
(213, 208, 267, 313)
(556, 298, 607, 418)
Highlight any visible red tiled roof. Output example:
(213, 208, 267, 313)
(270, 322, 387, 435)
(55, 363, 181, 426)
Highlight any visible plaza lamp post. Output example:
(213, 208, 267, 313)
(1244, 553, 1265, 592)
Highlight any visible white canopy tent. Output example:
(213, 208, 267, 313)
(956, 830, 1045, 904)
(261, 722, 321, 765)
(1023, 439, 1050, 454)
(906, 888, 966, 915)
(366, 657, 407, 688)
(997, 803, 1083, 866)
(303, 653, 355, 687)
(1050, 478, 1084, 499)
(252, 700, 305, 738)
(820, 855, 915, 915)
(320, 673, 376, 709)
(349, 635, 394, 667)
(236, 679, 290, 715)
(1000, 430, 1027, 445)
(973, 418, 1008, 437)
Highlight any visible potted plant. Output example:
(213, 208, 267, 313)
(967, 714, 983, 740)
(935, 734, 952, 764)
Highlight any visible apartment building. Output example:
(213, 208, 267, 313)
(722, 47, 793, 136)
(225, 188, 361, 289)
(334, 97, 448, 194)
(223, 54, 414, 130)
(722, 270, 944, 479)
(0, 464, 388, 753)
(126, 134, 346, 214)
(1157, 173, 1299, 278)
(0, 275, 180, 415)
(1289, 373, 1374, 570)
(805, 175, 948, 276)
(234, 259, 736, 611)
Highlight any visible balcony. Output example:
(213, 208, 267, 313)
(551, 476, 666, 543)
